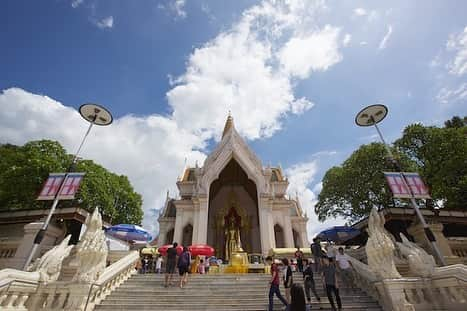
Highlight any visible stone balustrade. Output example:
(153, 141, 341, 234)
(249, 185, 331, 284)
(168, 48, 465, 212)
(448, 238, 467, 264)
(349, 255, 467, 311)
(0, 251, 139, 311)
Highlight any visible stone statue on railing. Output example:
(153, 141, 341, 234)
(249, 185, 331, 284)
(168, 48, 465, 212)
(366, 207, 401, 279)
(27, 235, 73, 284)
(72, 208, 108, 283)
(397, 233, 436, 277)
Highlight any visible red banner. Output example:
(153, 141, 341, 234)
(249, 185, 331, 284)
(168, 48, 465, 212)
(37, 173, 85, 200)
(384, 172, 431, 199)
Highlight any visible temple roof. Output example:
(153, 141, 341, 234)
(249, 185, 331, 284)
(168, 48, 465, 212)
(222, 113, 234, 138)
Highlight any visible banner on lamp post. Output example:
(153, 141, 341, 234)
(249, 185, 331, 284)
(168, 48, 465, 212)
(384, 172, 431, 199)
(37, 173, 85, 200)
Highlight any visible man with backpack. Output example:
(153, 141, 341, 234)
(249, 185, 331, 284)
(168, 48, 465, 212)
(178, 246, 191, 288)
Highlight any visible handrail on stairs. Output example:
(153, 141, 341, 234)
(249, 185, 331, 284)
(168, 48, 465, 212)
(83, 251, 139, 311)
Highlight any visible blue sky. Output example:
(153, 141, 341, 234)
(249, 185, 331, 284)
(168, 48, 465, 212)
(1, 0, 466, 238)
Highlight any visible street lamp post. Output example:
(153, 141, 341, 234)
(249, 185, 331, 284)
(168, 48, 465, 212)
(355, 104, 446, 266)
(23, 104, 113, 270)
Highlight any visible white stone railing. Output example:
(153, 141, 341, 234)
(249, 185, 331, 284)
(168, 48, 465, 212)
(0, 269, 40, 310)
(82, 250, 139, 310)
(349, 255, 467, 311)
(448, 238, 467, 264)
(30, 250, 139, 311)
(0, 251, 139, 311)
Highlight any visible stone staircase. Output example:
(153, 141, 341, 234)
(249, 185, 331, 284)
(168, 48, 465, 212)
(95, 272, 382, 311)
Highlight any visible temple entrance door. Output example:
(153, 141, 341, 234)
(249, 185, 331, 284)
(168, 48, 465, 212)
(293, 229, 300, 248)
(207, 159, 260, 260)
(182, 224, 193, 247)
(274, 224, 285, 248)
(165, 228, 174, 245)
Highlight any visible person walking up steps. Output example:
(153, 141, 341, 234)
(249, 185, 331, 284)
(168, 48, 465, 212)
(282, 258, 293, 303)
(303, 260, 321, 306)
(178, 246, 191, 288)
(321, 257, 342, 311)
(295, 247, 304, 272)
(164, 242, 178, 287)
(311, 238, 323, 273)
(266, 256, 288, 311)
(335, 247, 354, 292)
(286, 283, 310, 311)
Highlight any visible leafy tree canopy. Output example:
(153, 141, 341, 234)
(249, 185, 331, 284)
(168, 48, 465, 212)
(316, 116, 467, 222)
(0, 140, 143, 224)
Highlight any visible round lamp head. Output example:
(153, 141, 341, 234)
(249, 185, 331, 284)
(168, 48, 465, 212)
(355, 104, 388, 127)
(79, 103, 113, 126)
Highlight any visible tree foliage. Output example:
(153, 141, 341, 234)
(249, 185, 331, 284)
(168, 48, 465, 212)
(316, 115, 467, 222)
(315, 143, 413, 222)
(395, 116, 467, 209)
(0, 140, 143, 224)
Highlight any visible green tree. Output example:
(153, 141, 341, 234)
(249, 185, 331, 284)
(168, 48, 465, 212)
(316, 143, 413, 222)
(395, 116, 467, 209)
(0, 140, 143, 224)
(316, 116, 467, 222)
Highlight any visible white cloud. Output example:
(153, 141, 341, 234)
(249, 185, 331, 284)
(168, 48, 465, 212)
(0, 88, 206, 235)
(436, 83, 467, 104)
(71, 0, 83, 9)
(159, 0, 187, 19)
(360, 41, 368, 46)
(285, 160, 345, 240)
(446, 26, 467, 76)
(0, 1, 346, 236)
(168, 0, 343, 140)
(96, 16, 114, 29)
(378, 25, 393, 50)
(342, 33, 351, 47)
(279, 25, 343, 79)
(353, 8, 367, 16)
(173, 0, 187, 19)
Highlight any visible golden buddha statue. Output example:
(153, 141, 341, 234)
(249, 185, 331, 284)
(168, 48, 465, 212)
(225, 214, 243, 261)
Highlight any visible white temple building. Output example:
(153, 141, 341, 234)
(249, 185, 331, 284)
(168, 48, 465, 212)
(158, 115, 308, 258)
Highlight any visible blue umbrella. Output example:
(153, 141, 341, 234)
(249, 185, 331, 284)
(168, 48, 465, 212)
(317, 226, 360, 243)
(106, 224, 152, 242)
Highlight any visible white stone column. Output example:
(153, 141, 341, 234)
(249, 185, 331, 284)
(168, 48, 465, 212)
(157, 222, 167, 247)
(301, 222, 309, 248)
(283, 214, 294, 248)
(259, 195, 274, 256)
(173, 208, 184, 244)
(192, 203, 200, 244)
(195, 196, 208, 244)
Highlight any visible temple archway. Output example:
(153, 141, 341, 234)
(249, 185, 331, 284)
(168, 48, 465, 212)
(165, 228, 174, 245)
(274, 224, 285, 248)
(207, 158, 261, 259)
(182, 224, 193, 247)
(293, 229, 300, 248)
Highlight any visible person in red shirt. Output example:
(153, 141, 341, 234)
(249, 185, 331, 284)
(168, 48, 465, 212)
(266, 256, 288, 311)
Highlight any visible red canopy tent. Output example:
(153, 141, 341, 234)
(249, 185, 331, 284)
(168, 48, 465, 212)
(158, 244, 183, 256)
(188, 244, 215, 257)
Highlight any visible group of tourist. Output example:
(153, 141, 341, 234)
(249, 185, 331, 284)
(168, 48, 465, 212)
(268, 239, 354, 311)
(163, 242, 209, 289)
(137, 254, 163, 274)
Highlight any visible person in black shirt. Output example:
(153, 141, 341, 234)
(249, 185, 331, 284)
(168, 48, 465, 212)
(164, 242, 178, 287)
(311, 238, 323, 273)
(282, 258, 293, 303)
(303, 260, 321, 304)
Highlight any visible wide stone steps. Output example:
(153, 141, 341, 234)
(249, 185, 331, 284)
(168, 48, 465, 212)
(95, 273, 382, 311)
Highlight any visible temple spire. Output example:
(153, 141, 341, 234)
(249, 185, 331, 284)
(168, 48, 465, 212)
(222, 111, 234, 138)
